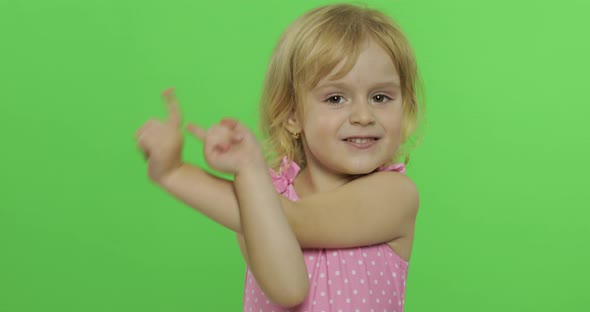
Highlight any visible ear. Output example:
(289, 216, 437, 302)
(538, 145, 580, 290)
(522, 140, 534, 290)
(285, 110, 302, 134)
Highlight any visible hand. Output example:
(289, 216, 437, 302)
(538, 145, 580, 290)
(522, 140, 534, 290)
(186, 118, 265, 175)
(134, 87, 184, 183)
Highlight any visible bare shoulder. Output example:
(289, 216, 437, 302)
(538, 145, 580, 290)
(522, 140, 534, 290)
(356, 170, 418, 194)
(350, 170, 420, 213)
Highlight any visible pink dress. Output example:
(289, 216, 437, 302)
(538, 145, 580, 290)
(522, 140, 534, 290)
(243, 157, 409, 312)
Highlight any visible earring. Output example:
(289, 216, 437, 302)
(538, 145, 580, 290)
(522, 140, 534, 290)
(291, 132, 300, 139)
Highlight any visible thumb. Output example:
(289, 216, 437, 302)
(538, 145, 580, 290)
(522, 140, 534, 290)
(186, 123, 207, 141)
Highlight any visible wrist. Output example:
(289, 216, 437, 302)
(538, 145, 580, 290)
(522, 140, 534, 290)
(234, 155, 267, 179)
(153, 162, 185, 186)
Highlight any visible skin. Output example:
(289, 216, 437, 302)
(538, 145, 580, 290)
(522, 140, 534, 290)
(135, 90, 309, 307)
(285, 39, 415, 259)
(133, 39, 418, 307)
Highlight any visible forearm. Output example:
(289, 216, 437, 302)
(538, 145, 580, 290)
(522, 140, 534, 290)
(156, 163, 242, 233)
(234, 162, 309, 307)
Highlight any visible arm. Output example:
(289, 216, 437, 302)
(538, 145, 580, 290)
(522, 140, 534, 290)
(156, 160, 415, 305)
(157, 118, 308, 307)
(281, 171, 420, 249)
(155, 163, 251, 276)
(158, 161, 417, 253)
(139, 91, 307, 306)
(139, 89, 244, 235)
(157, 162, 243, 233)
(233, 161, 309, 308)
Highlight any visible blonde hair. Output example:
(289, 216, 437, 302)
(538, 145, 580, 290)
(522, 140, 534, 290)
(260, 3, 426, 170)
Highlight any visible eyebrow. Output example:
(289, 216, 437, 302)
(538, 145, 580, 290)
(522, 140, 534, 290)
(315, 81, 400, 91)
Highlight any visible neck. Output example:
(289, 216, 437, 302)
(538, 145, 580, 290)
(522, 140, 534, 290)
(293, 159, 356, 198)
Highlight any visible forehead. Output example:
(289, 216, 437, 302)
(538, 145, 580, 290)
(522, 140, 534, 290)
(315, 41, 400, 90)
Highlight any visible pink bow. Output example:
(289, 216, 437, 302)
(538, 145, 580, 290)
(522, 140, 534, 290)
(269, 156, 300, 199)
(378, 162, 407, 174)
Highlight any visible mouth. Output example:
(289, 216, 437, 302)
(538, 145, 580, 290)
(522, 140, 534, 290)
(342, 137, 380, 149)
(342, 137, 380, 144)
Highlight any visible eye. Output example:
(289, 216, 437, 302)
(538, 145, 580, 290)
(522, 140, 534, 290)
(325, 95, 345, 104)
(372, 94, 392, 103)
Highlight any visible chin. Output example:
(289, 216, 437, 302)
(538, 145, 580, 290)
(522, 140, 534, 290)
(339, 161, 381, 175)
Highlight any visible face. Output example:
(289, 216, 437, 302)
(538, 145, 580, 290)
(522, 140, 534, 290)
(289, 40, 404, 175)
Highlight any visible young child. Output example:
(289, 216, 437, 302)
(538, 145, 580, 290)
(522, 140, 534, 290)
(135, 3, 423, 311)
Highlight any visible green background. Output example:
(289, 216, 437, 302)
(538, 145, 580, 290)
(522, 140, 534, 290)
(1, 0, 589, 311)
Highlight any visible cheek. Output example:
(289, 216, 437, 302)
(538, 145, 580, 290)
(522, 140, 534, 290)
(302, 109, 336, 135)
(303, 120, 328, 141)
(391, 124, 403, 143)
(381, 113, 404, 142)
(301, 118, 341, 154)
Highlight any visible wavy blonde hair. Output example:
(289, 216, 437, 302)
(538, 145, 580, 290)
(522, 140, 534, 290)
(260, 3, 426, 171)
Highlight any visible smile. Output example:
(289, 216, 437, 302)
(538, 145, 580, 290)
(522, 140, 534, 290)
(345, 138, 377, 144)
(342, 137, 380, 149)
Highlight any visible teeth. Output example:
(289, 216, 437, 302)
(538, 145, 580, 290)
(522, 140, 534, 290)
(347, 138, 374, 144)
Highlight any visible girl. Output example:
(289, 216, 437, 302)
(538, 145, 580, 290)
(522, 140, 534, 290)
(135, 3, 423, 311)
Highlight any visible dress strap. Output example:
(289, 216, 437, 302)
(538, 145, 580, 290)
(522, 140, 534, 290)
(377, 162, 406, 174)
(269, 156, 301, 201)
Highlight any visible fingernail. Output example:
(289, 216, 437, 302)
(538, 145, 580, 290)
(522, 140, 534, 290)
(162, 87, 175, 98)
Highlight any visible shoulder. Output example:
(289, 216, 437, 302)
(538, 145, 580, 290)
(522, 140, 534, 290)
(351, 170, 419, 205)
(365, 169, 416, 186)
(346, 170, 420, 225)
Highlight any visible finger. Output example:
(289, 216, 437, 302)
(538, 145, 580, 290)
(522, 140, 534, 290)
(136, 141, 150, 160)
(161, 87, 175, 97)
(134, 121, 153, 139)
(230, 119, 250, 135)
(231, 132, 243, 143)
(186, 123, 207, 141)
(220, 118, 238, 129)
(213, 122, 240, 144)
(222, 120, 246, 143)
(215, 143, 231, 153)
(162, 87, 182, 126)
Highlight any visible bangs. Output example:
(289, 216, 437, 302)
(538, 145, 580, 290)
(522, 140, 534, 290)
(291, 14, 372, 95)
(259, 3, 423, 170)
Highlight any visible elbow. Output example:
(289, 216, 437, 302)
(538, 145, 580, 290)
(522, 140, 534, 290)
(256, 266, 309, 308)
(275, 281, 309, 308)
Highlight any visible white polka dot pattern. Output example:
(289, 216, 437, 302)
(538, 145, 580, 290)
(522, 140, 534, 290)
(242, 158, 409, 311)
(243, 245, 408, 311)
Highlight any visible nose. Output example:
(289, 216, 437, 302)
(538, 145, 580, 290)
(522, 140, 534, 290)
(349, 100, 376, 126)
